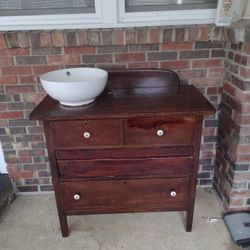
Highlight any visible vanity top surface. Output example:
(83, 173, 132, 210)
(30, 84, 215, 121)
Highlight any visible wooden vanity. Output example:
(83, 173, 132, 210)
(30, 69, 215, 237)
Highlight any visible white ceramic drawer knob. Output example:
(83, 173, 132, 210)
(156, 129, 164, 136)
(170, 190, 177, 197)
(73, 194, 80, 200)
(83, 131, 91, 139)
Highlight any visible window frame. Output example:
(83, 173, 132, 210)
(118, 0, 217, 26)
(0, 0, 104, 31)
(0, 0, 240, 31)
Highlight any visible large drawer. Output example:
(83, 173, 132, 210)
(60, 178, 190, 212)
(57, 156, 193, 178)
(125, 116, 197, 146)
(51, 119, 122, 148)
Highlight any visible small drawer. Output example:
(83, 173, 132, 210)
(52, 119, 122, 148)
(57, 156, 193, 178)
(125, 116, 197, 146)
(60, 178, 190, 212)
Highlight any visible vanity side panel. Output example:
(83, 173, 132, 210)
(43, 121, 69, 237)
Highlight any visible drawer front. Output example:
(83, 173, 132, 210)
(60, 178, 190, 212)
(52, 119, 122, 148)
(55, 146, 193, 160)
(57, 157, 193, 178)
(125, 116, 197, 146)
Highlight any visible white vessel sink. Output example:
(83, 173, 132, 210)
(40, 67, 108, 106)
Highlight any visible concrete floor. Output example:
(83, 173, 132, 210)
(0, 188, 242, 250)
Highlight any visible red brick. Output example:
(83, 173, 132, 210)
(48, 55, 80, 65)
(2, 66, 32, 75)
(112, 29, 124, 45)
(234, 172, 250, 181)
(78, 31, 88, 45)
(18, 149, 45, 157)
(5, 85, 35, 93)
(223, 82, 237, 96)
(191, 78, 222, 87)
(238, 115, 250, 125)
(7, 165, 19, 176)
(236, 154, 250, 162)
(192, 59, 223, 68)
(8, 166, 34, 179)
(240, 126, 250, 135)
(128, 62, 158, 69)
(234, 53, 242, 64)
(202, 127, 216, 136)
(207, 87, 222, 95)
(40, 32, 52, 47)
(201, 150, 215, 157)
(241, 104, 250, 113)
(209, 68, 224, 78)
(239, 92, 250, 102)
(149, 28, 161, 44)
(178, 69, 207, 79)
(160, 60, 190, 70)
(0, 103, 7, 111)
(64, 46, 95, 54)
(22, 93, 46, 103)
(135, 28, 148, 44)
(0, 111, 23, 119)
(101, 29, 112, 46)
(17, 32, 29, 48)
(229, 198, 244, 207)
(240, 67, 250, 79)
(51, 31, 64, 47)
(175, 28, 185, 42)
(0, 33, 6, 49)
(199, 26, 211, 41)
(180, 50, 209, 59)
(33, 65, 59, 75)
(0, 57, 14, 66)
(237, 145, 250, 154)
(243, 43, 250, 54)
(161, 42, 193, 51)
(0, 48, 29, 56)
(88, 30, 100, 46)
(19, 171, 34, 178)
(0, 76, 18, 84)
(187, 28, 199, 42)
(115, 52, 145, 62)
(125, 29, 135, 44)
(231, 190, 247, 197)
(19, 75, 38, 84)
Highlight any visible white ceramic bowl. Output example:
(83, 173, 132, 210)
(40, 67, 108, 106)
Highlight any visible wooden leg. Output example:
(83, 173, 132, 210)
(58, 212, 69, 237)
(186, 209, 194, 232)
(186, 177, 196, 232)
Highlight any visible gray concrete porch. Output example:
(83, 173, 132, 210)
(0, 188, 242, 250)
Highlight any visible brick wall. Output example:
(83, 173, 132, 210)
(0, 25, 225, 193)
(214, 26, 250, 211)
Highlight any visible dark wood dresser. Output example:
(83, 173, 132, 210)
(30, 69, 215, 237)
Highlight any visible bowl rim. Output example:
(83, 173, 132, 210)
(40, 67, 108, 84)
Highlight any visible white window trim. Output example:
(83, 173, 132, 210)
(0, 0, 104, 31)
(0, 0, 241, 31)
(117, 0, 217, 26)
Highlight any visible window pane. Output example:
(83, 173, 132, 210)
(125, 0, 217, 12)
(0, 0, 95, 16)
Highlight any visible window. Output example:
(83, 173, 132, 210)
(0, 0, 239, 30)
(0, 0, 104, 30)
(118, 0, 218, 25)
(0, 0, 96, 16)
(124, 0, 217, 12)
